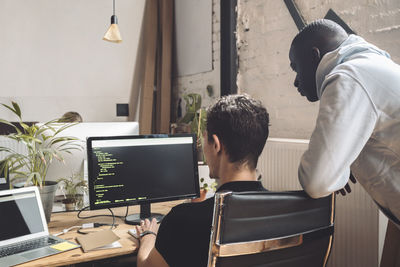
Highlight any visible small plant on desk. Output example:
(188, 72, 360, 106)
(192, 177, 217, 203)
(57, 172, 87, 211)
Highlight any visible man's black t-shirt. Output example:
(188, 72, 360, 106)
(155, 181, 267, 267)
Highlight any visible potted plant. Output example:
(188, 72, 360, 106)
(178, 93, 207, 161)
(192, 177, 217, 203)
(57, 172, 87, 211)
(0, 101, 82, 221)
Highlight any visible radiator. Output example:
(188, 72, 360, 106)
(0, 136, 28, 160)
(258, 138, 379, 267)
(0, 137, 29, 181)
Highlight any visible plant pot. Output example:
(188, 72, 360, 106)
(63, 202, 76, 211)
(38, 181, 58, 223)
(61, 194, 84, 211)
(191, 189, 208, 203)
(197, 146, 205, 163)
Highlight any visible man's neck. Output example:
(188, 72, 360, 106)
(217, 159, 258, 186)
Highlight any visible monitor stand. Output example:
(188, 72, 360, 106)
(125, 203, 164, 225)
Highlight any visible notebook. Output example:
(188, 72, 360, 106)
(0, 186, 80, 266)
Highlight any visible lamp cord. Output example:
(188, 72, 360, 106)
(113, 0, 115, 16)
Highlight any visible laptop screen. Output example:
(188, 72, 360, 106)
(0, 190, 45, 241)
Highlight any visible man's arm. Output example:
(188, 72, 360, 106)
(135, 218, 169, 267)
(299, 72, 378, 198)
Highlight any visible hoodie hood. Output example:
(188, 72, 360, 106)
(315, 34, 390, 99)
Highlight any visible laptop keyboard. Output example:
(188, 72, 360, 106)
(0, 236, 61, 258)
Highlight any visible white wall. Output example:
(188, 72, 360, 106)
(0, 0, 145, 122)
(173, 0, 220, 120)
(174, 0, 213, 77)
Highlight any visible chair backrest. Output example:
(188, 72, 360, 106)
(207, 190, 335, 267)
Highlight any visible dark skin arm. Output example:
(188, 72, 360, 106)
(336, 172, 357, 196)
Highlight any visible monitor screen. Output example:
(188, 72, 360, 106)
(86, 134, 199, 222)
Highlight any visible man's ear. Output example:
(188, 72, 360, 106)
(212, 134, 221, 154)
(311, 47, 321, 63)
(311, 46, 321, 63)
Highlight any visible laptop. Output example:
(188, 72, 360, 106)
(0, 187, 80, 266)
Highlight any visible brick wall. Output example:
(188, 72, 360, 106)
(237, 0, 400, 139)
(173, 0, 400, 137)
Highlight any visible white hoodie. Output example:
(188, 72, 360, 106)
(299, 35, 400, 222)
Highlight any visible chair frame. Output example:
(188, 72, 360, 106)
(207, 191, 335, 267)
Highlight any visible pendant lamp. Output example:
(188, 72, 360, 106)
(103, 0, 122, 43)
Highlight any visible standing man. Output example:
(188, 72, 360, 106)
(289, 19, 400, 265)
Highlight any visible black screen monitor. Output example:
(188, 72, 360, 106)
(86, 134, 200, 225)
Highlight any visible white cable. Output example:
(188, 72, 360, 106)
(81, 223, 95, 229)
(53, 224, 92, 237)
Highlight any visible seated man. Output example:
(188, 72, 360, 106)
(135, 94, 270, 267)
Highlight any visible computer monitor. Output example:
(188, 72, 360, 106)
(86, 134, 200, 225)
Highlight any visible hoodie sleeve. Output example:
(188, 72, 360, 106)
(299, 72, 378, 198)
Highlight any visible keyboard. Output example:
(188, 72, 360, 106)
(0, 236, 61, 258)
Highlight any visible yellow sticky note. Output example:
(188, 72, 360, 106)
(51, 241, 79, 251)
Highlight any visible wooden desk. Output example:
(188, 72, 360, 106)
(18, 201, 182, 267)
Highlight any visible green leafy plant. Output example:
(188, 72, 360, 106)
(199, 177, 217, 192)
(57, 172, 87, 208)
(0, 102, 83, 188)
(179, 93, 207, 158)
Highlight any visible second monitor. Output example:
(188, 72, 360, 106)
(86, 134, 200, 225)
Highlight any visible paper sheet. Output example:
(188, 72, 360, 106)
(76, 230, 120, 252)
(91, 241, 122, 251)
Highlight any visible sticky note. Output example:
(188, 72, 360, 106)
(51, 241, 80, 251)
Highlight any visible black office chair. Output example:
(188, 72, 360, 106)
(207, 191, 335, 267)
